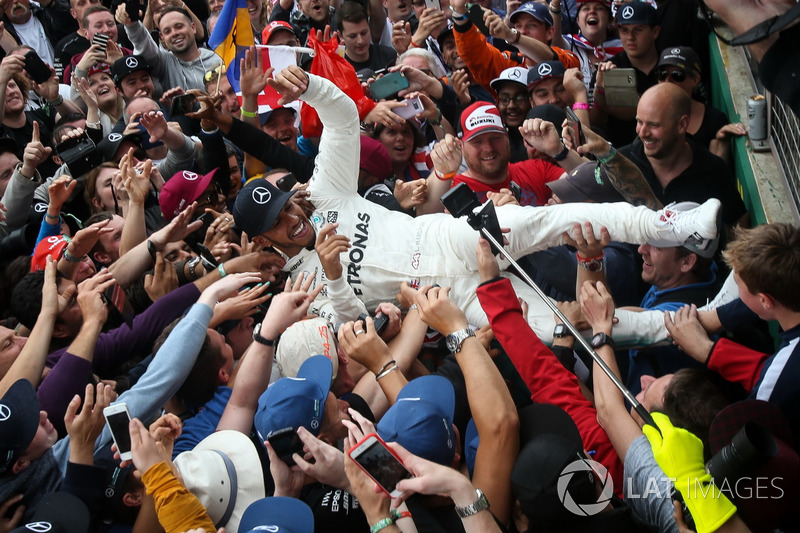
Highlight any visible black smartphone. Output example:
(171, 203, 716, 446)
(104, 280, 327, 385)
(103, 282, 135, 328)
(476, 199, 505, 254)
(467, 4, 491, 36)
(509, 180, 521, 203)
(170, 94, 199, 116)
(441, 182, 481, 218)
(357, 313, 389, 335)
(369, 72, 409, 101)
(92, 32, 110, 54)
(276, 172, 298, 192)
(268, 427, 305, 466)
(24, 50, 52, 84)
(564, 106, 586, 146)
(125, 0, 140, 22)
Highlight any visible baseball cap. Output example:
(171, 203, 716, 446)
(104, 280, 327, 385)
(30, 235, 70, 272)
(159, 168, 218, 221)
(258, 105, 297, 126)
(174, 430, 265, 533)
(527, 60, 566, 89)
(646, 201, 719, 257)
(576, 0, 611, 8)
(87, 62, 112, 79)
(377, 375, 456, 466)
(262, 20, 297, 44)
(511, 404, 595, 527)
(110, 55, 152, 85)
(0, 379, 40, 475)
(276, 317, 340, 380)
(97, 129, 142, 162)
(239, 497, 314, 533)
(459, 102, 507, 142)
(658, 46, 702, 75)
(9, 492, 90, 533)
(254, 355, 333, 439)
(708, 400, 800, 531)
(547, 162, 624, 203)
(490, 66, 529, 92)
(509, 1, 554, 26)
(615, 1, 657, 25)
(233, 178, 297, 237)
(359, 136, 392, 181)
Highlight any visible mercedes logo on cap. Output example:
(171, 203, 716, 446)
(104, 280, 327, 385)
(182, 171, 199, 181)
(34, 203, 47, 213)
(538, 63, 553, 77)
(508, 68, 521, 79)
(25, 523, 53, 532)
(621, 5, 634, 19)
(671, 48, 681, 54)
(252, 187, 272, 205)
(108, 133, 123, 142)
(0, 404, 10, 422)
(125, 56, 139, 68)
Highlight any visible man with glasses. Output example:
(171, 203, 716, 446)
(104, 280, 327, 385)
(489, 66, 532, 162)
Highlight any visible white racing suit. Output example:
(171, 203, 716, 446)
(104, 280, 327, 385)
(283, 75, 709, 346)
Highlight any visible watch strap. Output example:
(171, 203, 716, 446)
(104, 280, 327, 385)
(455, 489, 490, 518)
(447, 328, 476, 353)
(252, 323, 275, 346)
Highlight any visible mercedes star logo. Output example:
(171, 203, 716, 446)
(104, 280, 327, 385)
(0, 404, 10, 422)
(108, 133, 122, 142)
(671, 48, 681, 54)
(621, 5, 634, 19)
(508, 68, 521, 79)
(25, 522, 53, 532)
(538, 63, 553, 77)
(252, 187, 272, 205)
(182, 171, 199, 181)
(125, 56, 139, 68)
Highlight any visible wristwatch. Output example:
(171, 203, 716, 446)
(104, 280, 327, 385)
(590, 332, 616, 350)
(252, 323, 275, 346)
(553, 323, 573, 339)
(446, 328, 476, 353)
(455, 489, 490, 518)
(578, 257, 604, 272)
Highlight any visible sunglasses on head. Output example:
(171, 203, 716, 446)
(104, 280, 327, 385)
(656, 68, 687, 83)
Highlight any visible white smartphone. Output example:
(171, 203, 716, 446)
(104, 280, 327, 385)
(395, 96, 424, 120)
(424, 0, 440, 10)
(348, 433, 412, 498)
(103, 403, 132, 461)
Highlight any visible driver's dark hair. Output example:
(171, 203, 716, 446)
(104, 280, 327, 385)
(11, 271, 68, 329)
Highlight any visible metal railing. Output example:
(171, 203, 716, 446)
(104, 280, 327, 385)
(770, 95, 800, 204)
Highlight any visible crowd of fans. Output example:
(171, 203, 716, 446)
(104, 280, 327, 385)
(0, 0, 798, 531)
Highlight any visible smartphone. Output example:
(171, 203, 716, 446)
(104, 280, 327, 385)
(394, 96, 423, 120)
(509, 180, 521, 203)
(103, 282, 135, 329)
(92, 32, 110, 54)
(564, 106, 585, 147)
(276, 172, 298, 192)
(103, 403, 132, 461)
(466, 4, 491, 36)
(424, 0, 440, 9)
(125, 0, 140, 22)
(170, 94, 199, 116)
(357, 313, 390, 335)
(24, 50, 52, 84)
(267, 427, 305, 466)
(369, 72, 409, 102)
(348, 433, 412, 498)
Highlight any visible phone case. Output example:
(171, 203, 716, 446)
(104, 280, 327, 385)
(603, 68, 639, 108)
(348, 433, 410, 498)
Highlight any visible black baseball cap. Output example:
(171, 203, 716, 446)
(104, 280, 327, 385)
(527, 60, 566, 89)
(110, 55, 152, 86)
(9, 492, 91, 533)
(547, 162, 624, 203)
(615, 1, 657, 25)
(658, 46, 702, 75)
(233, 179, 297, 237)
(0, 379, 40, 474)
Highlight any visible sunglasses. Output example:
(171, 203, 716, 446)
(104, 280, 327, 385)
(656, 68, 687, 83)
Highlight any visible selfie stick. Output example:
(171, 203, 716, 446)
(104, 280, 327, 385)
(467, 212, 659, 430)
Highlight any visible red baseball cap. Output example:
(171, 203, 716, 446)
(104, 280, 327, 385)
(159, 169, 218, 221)
(30, 235, 70, 272)
(459, 102, 506, 142)
(262, 21, 297, 44)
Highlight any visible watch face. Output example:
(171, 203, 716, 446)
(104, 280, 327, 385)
(554, 324, 568, 337)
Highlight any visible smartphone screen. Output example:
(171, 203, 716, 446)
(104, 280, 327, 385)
(106, 409, 132, 455)
(350, 436, 411, 497)
(268, 428, 304, 466)
(170, 94, 199, 116)
(369, 72, 409, 101)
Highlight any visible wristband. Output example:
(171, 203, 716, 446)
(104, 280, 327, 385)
(452, 11, 468, 21)
(47, 95, 64, 107)
(376, 360, 397, 376)
(370, 517, 394, 533)
(85, 120, 101, 129)
(577, 252, 604, 262)
(376, 364, 399, 381)
(594, 87, 605, 95)
(572, 102, 590, 111)
(552, 143, 570, 161)
(409, 39, 422, 48)
(408, 303, 418, 311)
(435, 169, 457, 180)
(45, 212, 60, 221)
(240, 108, 257, 118)
(549, 6, 561, 14)
(391, 509, 412, 521)
(217, 263, 227, 278)
(430, 108, 443, 125)
(63, 249, 83, 263)
(596, 145, 617, 165)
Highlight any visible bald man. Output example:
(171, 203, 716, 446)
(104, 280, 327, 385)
(618, 83, 747, 228)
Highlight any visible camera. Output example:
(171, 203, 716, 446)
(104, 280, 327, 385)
(56, 132, 104, 178)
